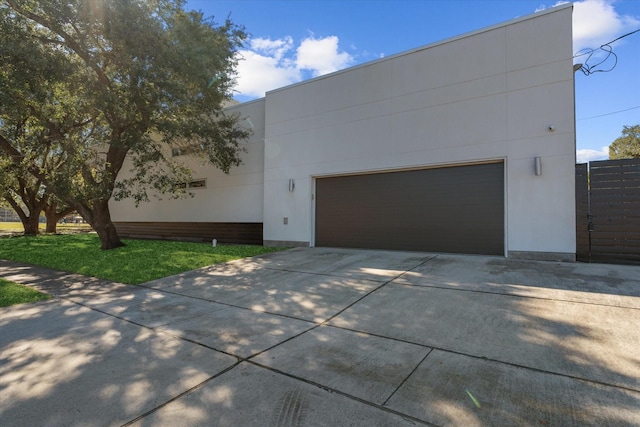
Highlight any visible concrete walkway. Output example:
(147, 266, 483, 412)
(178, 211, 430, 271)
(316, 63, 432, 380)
(1, 248, 639, 426)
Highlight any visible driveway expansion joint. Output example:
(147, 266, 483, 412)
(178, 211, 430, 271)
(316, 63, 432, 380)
(382, 348, 435, 407)
(120, 361, 243, 427)
(314, 254, 441, 328)
(245, 360, 437, 427)
(324, 323, 640, 394)
(393, 281, 640, 310)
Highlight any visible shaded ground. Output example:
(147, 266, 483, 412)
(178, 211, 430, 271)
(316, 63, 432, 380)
(1, 248, 639, 426)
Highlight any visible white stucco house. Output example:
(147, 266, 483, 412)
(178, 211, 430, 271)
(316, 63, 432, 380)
(110, 4, 576, 261)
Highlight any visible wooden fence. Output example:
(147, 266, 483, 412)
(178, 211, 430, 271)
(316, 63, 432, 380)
(576, 158, 640, 264)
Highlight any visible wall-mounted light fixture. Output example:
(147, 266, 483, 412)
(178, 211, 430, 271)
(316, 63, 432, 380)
(534, 157, 542, 176)
(288, 178, 295, 192)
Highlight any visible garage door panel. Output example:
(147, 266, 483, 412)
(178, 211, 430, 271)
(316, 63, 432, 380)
(315, 162, 504, 255)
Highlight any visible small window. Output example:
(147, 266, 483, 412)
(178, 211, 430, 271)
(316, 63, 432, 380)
(188, 179, 206, 189)
(171, 143, 206, 157)
(175, 179, 206, 190)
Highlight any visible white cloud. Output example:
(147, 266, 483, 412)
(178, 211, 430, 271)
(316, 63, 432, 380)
(250, 36, 294, 61)
(296, 36, 354, 77)
(538, 0, 640, 52)
(573, 0, 640, 52)
(234, 35, 354, 98)
(576, 146, 609, 163)
(535, 1, 569, 13)
(234, 48, 300, 98)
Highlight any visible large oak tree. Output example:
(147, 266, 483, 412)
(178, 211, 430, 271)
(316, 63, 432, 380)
(0, 0, 250, 249)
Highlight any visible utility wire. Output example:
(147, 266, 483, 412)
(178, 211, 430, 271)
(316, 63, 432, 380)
(577, 105, 640, 121)
(604, 28, 640, 46)
(573, 28, 640, 58)
(573, 28, 640, 75)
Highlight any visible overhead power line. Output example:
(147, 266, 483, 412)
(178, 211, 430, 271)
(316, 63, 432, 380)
(577, 105, 640, 121)
(573, 28, 640, 76)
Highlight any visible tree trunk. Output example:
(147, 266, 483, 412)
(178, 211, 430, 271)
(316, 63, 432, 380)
(78, 199, 125, 250)
(22, 214, 40, 235)
(45, 216, 58, 234)
(43, 199, 75, 233)
(95, 221, 124, 250)
(5, 195, 41, 235)
(44, 200, 59, 233)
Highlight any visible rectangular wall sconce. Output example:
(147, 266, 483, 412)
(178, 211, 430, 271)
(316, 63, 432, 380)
(534, 157, 542, 176)
(288, 178, 295, 192)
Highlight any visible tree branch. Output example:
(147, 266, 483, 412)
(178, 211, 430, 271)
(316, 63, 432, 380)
(4, 194, 27, 223)
(6, 0, 112, 89)
(0, 134, 47, 181)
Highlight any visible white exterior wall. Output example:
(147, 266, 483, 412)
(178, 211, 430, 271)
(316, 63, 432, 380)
(109, 98, 265, 223)
(110, 5, 576, 259)
(262, 5, 575, 257)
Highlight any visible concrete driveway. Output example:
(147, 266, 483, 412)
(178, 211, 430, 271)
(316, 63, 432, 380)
(1, 248, 639, 426)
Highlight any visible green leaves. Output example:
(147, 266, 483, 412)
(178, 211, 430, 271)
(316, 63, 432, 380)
(1, 1, 251, 248)
(609, 124, 640, 159)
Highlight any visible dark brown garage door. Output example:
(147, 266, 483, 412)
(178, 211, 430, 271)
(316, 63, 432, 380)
(315, 162, 504, 255)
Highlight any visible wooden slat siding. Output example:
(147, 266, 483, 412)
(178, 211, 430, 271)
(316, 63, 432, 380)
(575, 163, 590, 262)
(588, 224, 640, 232)
(590, 198, 640, 208)
(588, 254, 640, 265)
(113, 222, 263, 245)
(591, 234, 640, 244)
(589, 202, 640, 212)
(590, 192, 640, 203)
(590, 216, 640, 226)
(591, 181, 640, 190)
(587, 158, 640, 265)
(591, 245, 640, 254)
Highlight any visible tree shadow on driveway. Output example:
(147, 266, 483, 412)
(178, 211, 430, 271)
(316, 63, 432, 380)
(0, 298, 237, 427)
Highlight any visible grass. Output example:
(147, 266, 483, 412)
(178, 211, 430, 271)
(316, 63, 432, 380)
(0, 278, 51, 307)
(0, 234, 286, 285)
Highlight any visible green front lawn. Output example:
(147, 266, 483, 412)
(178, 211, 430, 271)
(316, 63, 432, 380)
(0, 278, 51, 307)
(0, 234, 285, 285)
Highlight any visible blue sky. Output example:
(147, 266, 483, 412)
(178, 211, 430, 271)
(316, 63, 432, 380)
(187, 0, 640, 162)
